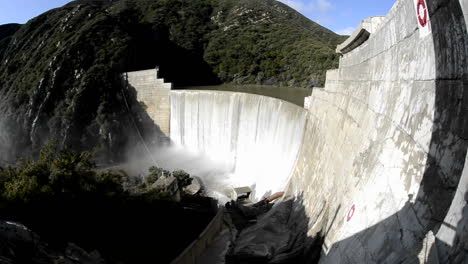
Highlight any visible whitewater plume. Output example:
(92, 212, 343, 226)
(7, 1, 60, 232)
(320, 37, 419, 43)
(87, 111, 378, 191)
(170, 91, 307, 201)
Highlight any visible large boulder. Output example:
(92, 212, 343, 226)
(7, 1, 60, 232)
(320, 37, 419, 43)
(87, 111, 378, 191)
(184, 176, 203, 195)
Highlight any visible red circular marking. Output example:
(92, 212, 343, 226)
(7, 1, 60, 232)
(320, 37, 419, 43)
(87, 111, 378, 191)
(417, 0, 428, 27)
(347, 204, 356, 222)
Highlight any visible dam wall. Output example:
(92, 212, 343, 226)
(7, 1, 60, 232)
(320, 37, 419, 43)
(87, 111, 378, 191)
(336, 16, 385, 54)
(170, 90, 307, 201)
(125, 68, 172, 136)
(128, 0, 467, 262)
(461, 0, 468, 23)
(284, 0, 468, 262)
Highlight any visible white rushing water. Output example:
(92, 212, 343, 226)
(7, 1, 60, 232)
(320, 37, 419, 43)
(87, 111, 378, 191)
(170, 91, 307, 201)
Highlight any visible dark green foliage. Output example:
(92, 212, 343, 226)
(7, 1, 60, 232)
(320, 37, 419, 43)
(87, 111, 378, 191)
(0, 24, 21, 59)
(0, 0, 346, 162)
(0, 142, 194, 204)
(0, 144, 215, 263)
(0, 24, 21, 41)
(145, 165, 170, 185)
(94, 170, 125, 198)
(173, 169, 193, 190)
(0, 142, 113, 202)
(205, 0, 345, 87)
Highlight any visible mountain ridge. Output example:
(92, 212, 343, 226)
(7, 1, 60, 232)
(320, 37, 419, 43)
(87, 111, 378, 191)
(0, 0, 346, 162)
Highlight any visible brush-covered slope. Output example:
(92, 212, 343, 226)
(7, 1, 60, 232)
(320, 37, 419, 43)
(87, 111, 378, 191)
(0, 24, 21, 60)
(0, 0, 345, 162)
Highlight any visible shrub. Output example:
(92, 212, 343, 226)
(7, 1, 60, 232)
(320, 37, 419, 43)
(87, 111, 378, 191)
(145, 166, 170, 185)
(173, 170, 193, 190)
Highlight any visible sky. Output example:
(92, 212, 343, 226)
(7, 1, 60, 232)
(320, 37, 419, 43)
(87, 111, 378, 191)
(0, 0, 396, 35)
(0, 0, 72, 25)
(278, 0, 396, 34)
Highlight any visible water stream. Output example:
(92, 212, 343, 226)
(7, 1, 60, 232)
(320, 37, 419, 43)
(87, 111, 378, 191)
(170, 90, 307, 201)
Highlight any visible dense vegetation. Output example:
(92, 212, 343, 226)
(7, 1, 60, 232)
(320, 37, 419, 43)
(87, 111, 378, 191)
(0, 0, 345, 162)
(0, 24, 21, 58)
(205, 0, 345, 86)
(0, 2, 347, 262)
(0, 24, 21, 40)
(0, 143, 214, 263)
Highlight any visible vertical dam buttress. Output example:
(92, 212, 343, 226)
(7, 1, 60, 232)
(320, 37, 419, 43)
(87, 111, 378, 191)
(125, 68, 172, 136)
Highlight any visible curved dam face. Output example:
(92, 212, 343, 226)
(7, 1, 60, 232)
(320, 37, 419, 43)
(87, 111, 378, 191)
(170, 91, 307, 201)
(127, 0, 468, 262)
(285, 0, 467, 262)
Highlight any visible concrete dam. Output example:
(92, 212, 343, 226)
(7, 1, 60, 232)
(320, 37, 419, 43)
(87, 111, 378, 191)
(126, 0, 468, 262)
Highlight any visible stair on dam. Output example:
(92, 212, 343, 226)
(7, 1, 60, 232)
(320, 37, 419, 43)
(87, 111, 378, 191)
(124, 68, 172, 136)
(126, 0, 468, 262)
(172, 0, 468, 262)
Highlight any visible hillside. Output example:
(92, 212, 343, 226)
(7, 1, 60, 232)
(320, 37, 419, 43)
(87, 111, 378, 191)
(0, 0, 346, 162)
(0, 24, 21, 59)
(0, 24, 21, 42)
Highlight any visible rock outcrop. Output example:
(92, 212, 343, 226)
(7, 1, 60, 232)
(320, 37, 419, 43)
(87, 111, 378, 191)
(0, 221, 104, 264)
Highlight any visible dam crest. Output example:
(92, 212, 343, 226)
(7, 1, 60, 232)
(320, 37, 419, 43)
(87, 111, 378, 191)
(126, 0, 468, 262)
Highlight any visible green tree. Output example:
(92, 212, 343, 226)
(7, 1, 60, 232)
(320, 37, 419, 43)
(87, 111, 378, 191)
(49, 150, 96, 194)
(95, 170, 126, 198)
(173, 170, 192, 190)
(145, 166, 170, 185)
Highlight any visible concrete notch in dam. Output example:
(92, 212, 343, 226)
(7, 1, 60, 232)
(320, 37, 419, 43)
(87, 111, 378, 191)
(126, 0, 468, 262)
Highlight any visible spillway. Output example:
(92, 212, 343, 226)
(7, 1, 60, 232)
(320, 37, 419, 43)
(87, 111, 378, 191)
(170, 91, 307, 201)
(127, 0, 468, 262)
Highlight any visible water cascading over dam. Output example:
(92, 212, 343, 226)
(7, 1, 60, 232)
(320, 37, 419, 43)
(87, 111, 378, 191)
(127, 0, 468, 262)
(170, 91, 307, 201)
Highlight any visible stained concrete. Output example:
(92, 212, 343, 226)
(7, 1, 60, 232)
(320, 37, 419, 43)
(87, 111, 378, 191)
(336, 16, 385, 54)
(285, 0, 468, 262)
(125, 68, 172, 136)
(129, 0, 468, 262)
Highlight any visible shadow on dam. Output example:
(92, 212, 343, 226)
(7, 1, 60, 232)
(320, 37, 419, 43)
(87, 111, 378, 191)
(123, 0, 468, 262)
(320, 0, 468, 262)
(223, 194, 325, 264)
(123, 80, 169, 147)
